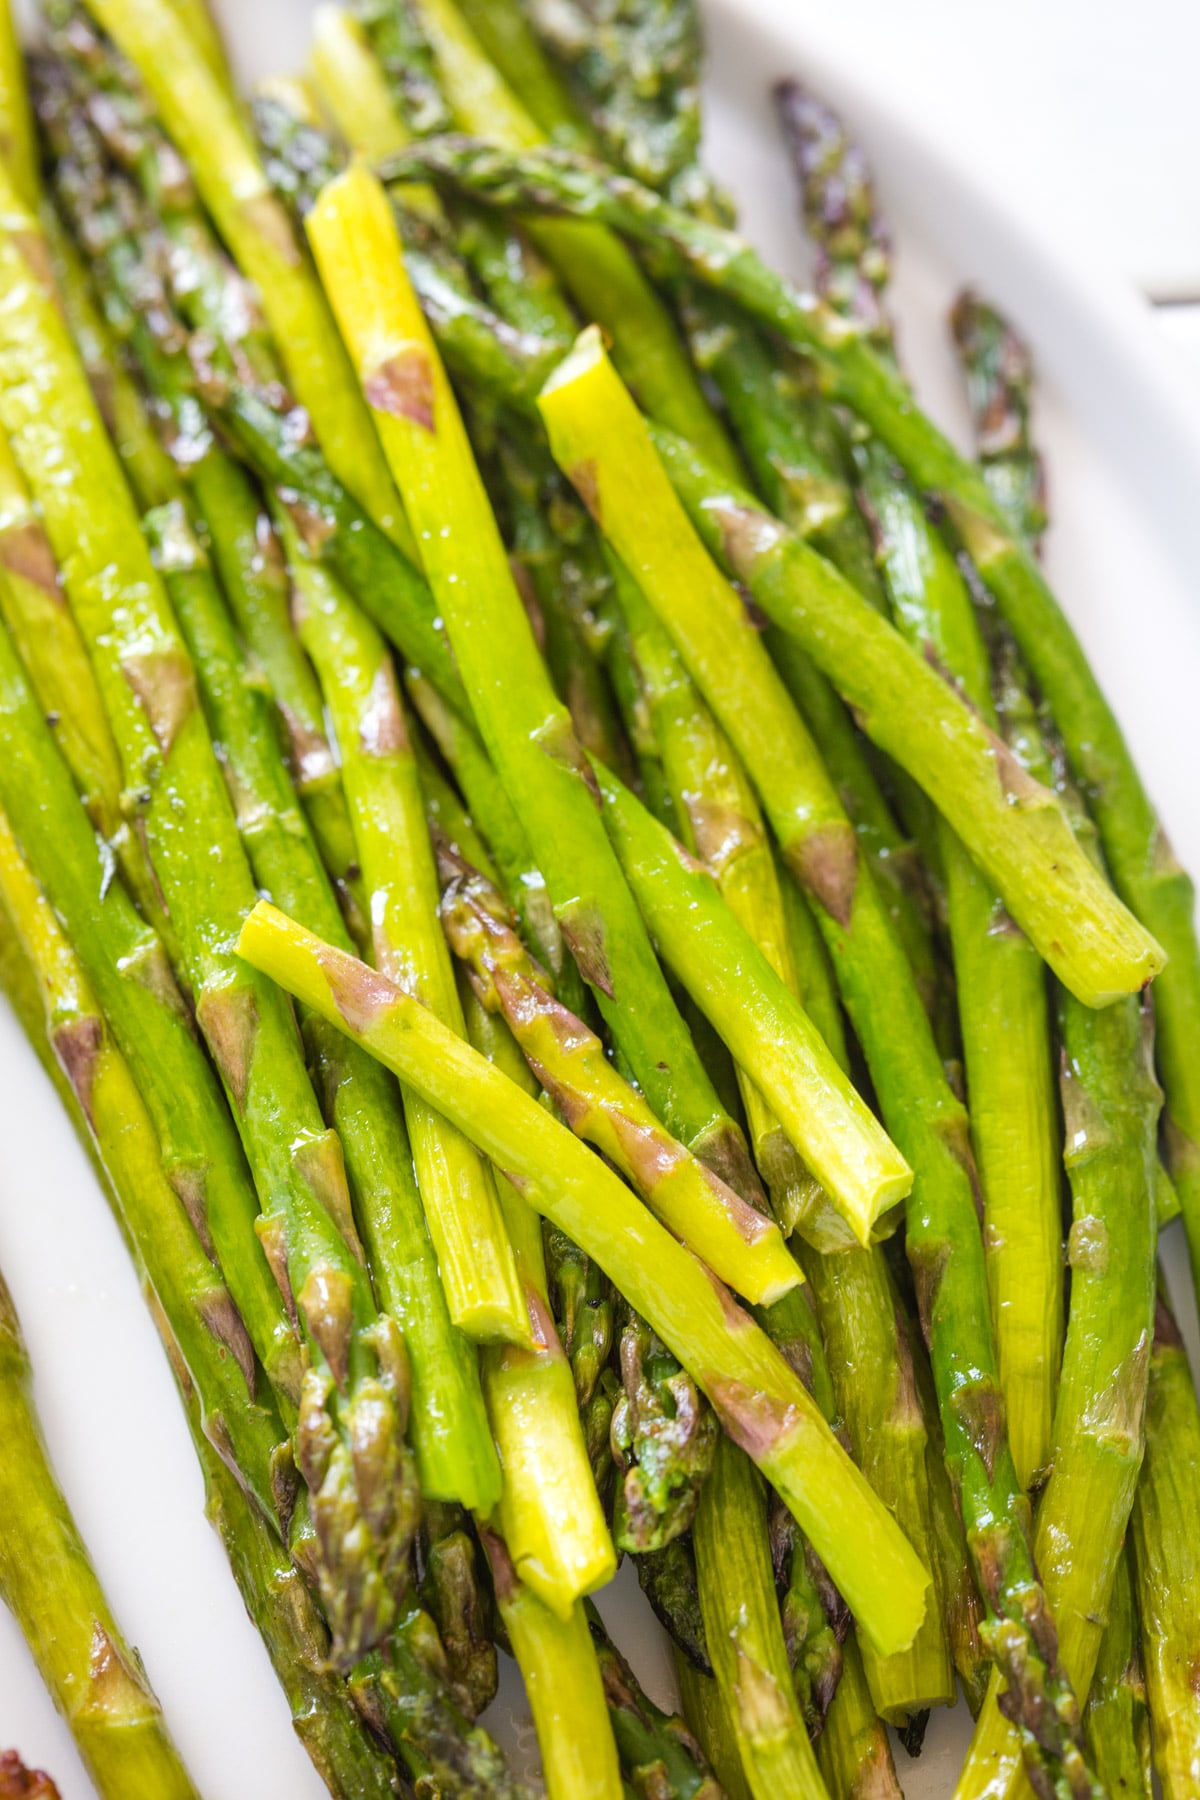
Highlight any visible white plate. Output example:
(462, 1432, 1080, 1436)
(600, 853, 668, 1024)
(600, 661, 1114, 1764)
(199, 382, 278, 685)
(1, 1, 1197, 1793)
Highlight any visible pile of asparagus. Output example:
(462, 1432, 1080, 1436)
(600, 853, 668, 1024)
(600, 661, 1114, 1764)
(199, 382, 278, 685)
(0, 0, 1197, 1795)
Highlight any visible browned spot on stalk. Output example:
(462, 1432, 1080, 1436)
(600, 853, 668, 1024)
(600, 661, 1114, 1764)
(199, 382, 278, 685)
(950, 1380, 1006, 1483)
(527, 1055, 591, 1135)
(242, 193, 301, 265)
(281, 492, 335, 557)
(256, 1214, 298, 1327)
(121, 646, 197, 758)
(197, 1287, 258, 1397)
(478, 1525, 518, 1603)
(525, 1284, 560, 1355)
(908, 1239, 950, 1351)
(365, 347, 435, 431)
(296, 1131, 364, 1263)
(358, 658, 408, 758)
(299, 1263, 355, 1391)
(319, 940, 399, 1036)
(558, 898, 614, 999)
(708, 1376, 800, 1460)
(986, 726, 1053, 810)
(788, 821, 859, 928)
(196, 984, 259, 1114)
(170, 1163, 216, 1262)
(568, 458, 601, 521)
(1164, 1112, 1200, 1184)
(890, 1298, 923, 1431)
(939, 1114, 986, 1227)
(703, 493, 784, 583)
(86, 1622, 151, 1712)
(278, 702, 337, 790)
(687, 1124, 763, 1219)
(13, 230, 56, 301)
(592, 1104, 677, 1190)
(51, 1015, 102, 1126)
(684, 793, 761, 877)
(0, 521, 60, 598)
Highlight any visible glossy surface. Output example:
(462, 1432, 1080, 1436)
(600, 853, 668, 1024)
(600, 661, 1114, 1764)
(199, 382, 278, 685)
(0, 1, 1198, 1793)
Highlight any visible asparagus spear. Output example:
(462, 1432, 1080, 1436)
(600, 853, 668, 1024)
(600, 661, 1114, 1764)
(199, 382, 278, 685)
(539, 338, 1089, 1788)
(692, 1436, 829, 1798)
(0, 796, 295, 1519)
(585, 1603, 724, 1799)
(950, 289, 1048, 551)
(76, 0, 413, 551)
(816, 1635, 903, 1800)
(603, 547, 839, 1247)
(238, 899, 933, 1659)
(786, 103, 1064, 1488)
(1130, 1288, 1200, 1798)
(37, 73, 369, 936)
(358, 0, 742, 479)
(537, 327, 1160, 1005)
(280, 519, 530, 1349)
(0, 179, 415, 1664)
(458, 953, 620, 1627)
(0, 0, 35, 210)
(0, 889, 419, 1796)
(307, 161, 769, 1211)
(479, 1530, 623, 1800)
(0, 1270, 200, 1799)
(387, 135, 1200, 1258)
(1083, 1548, 1150, 1798)
(439, 845, 805, 1300)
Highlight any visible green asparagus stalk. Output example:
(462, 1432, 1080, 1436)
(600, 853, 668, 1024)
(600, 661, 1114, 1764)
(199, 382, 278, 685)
(675, 1656, 752, 1800)
(856, 438, 1063, 1488)
(957, 980, 1157, 1796)
(457, 994, 617, 1615)
(145, 501, 504, 1511)
(238, 900, 934, 1659)
(693, 1436, 829, 1798)
(387, 135, 1200, 1268)
(280, 518, 530, 1348)
(479, 1530, 623, 1800)
(537, 327, 1161, 1006)
(540, 338, 1089, 1788)
(0, 608, 304, 1435)
(1083, 1547, 1150, 1798)
(604, 548, 833, 1246)
(311, 5, 422, 166)
(362, 0, 742, 479)
(0, 799, 293, 1532)
(0, 0, 35, 210)
(38, 198, 180, 512)
(78, 0, 413, 551)
(439, 846, 802, 1302)
(412, 1500, 497, 1720)
(815, 1635, 903, 1800)
(585, 1602, 724, 1799)
(1130, 1288, 1200, 1798)
(0, 1271, 200, 1799)
(0, 873, 414, 1800)
(0, 177, 415, 1664)
(582, 753, 911, 1247)
(36, 72, 368, 934)
(307, 161, 768, 1211)
(0, 421, 168, 938)
(683, 303, 944, 1018)
(949, 289, 1048, 550)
